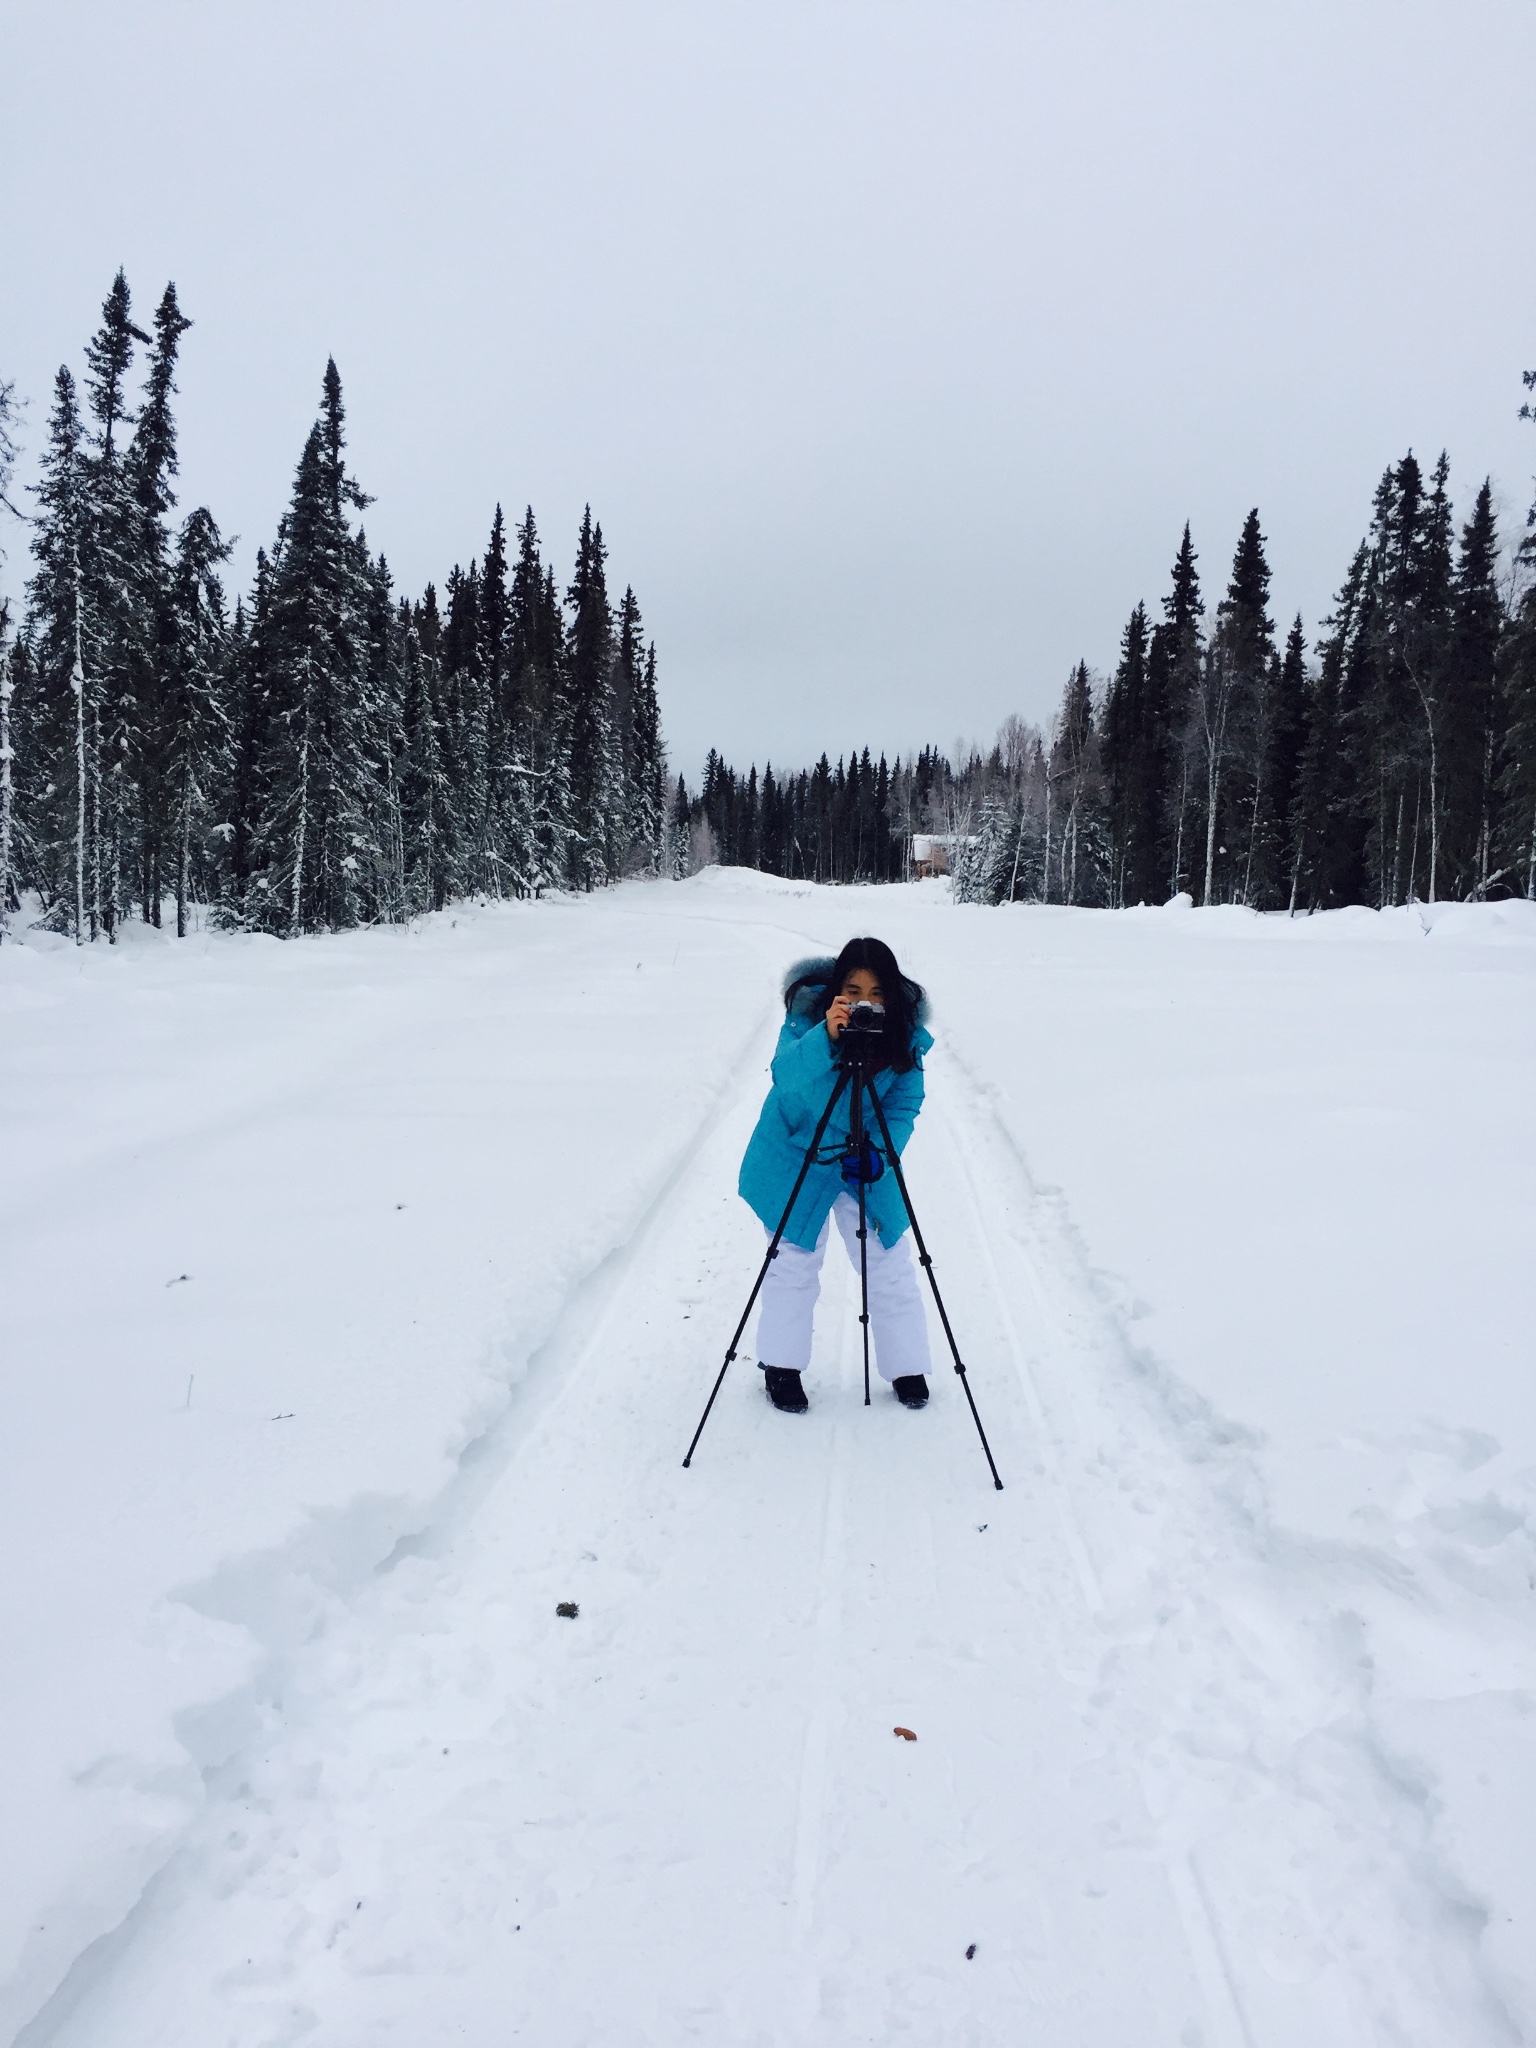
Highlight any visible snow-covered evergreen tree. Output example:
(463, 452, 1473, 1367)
(80, 272, 154, 938)
(1290, 542, 1373, 912)
(1162, 523, 1206, 898)
(631, 644, 667, 875)
(0, 376, 25, 937)
(247, 363, 386, 934)
(502, 510, 560, 894)
(614, 588, 666, 874)
(1440, 483, 1504, 900)
(126, 284, 194, 926)
(164, 506, 231, 935)
(476, 506, 513, 897)
(25, 368, 96, 937)
(1193, 509, 1274, 906)
(1100, 603, 1149, 906)
(398, 596, 452, 914)
(1043, 662, 1108, 904)
(1502, 371, 1536, 897)
(564, 508, 619, 889)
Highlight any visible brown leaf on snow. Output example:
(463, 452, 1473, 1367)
(893, 1726, 917, 1742)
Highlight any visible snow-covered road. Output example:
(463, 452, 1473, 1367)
(5, 876, 1534, 2044)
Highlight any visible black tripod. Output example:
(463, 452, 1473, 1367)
(682, 1030, 1004, 1490)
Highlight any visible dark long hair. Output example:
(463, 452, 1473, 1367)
(785, 937, 926, 1074)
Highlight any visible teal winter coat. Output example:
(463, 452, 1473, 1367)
(738, 956, 932, 1251)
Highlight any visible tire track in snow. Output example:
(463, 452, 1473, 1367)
(788, 1402, 847, 1943)
(374, 992, 783, 1572)
(929, 1077, 1104, 1619)
(935, 1056, 1256, 2045)
(930, 1061, 1252, 2046)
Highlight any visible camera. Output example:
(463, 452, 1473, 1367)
(843, 999, 885, 1038)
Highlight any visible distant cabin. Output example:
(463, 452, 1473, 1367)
(910, 833, 953, 878)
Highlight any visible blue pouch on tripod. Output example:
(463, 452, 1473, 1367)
(840, 1139, 885, 1190)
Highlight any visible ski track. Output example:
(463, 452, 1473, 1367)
(14, 901, 1523, 2047)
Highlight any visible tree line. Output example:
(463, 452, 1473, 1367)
(0, 272, 667, 941)
(5, 278, 1533, 931)
(673, 746, 951, 882)
(683, 414, 1536, 909)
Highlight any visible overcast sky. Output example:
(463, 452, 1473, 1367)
(3, 0, 1534, 778)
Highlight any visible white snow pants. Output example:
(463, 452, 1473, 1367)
(756, 1192, 931, 1382)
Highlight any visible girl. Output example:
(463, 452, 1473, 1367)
(738, 937, 934, 1413)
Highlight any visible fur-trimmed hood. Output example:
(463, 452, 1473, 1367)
(782, 954, 931, 1028)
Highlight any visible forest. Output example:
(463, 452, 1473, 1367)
(0, 273, 667, 941)
(2, 276, 1534, 936)
(686, 439, 1536, 909)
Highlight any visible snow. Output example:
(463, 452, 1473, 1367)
(2, 873, 1533, 2044)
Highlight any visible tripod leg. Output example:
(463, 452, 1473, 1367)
(857, 1168, 872, 1407)
(683, 1066, 850, 1468)
(862, 1077, 1004, 1491)
(851, 1056, 872, 1405)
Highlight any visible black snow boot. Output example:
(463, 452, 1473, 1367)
(763, 1366, 808, 1413)
(892, 1375, 929, 1409)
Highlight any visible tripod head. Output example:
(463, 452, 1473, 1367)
(836, 1000, 885, 1071)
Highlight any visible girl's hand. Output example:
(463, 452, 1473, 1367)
(826, 995, 853, 1041)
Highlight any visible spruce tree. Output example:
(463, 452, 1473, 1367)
(1503, 596, 1536, 897)
(0, 629, 26, 934)
(531, 563, 573, 893)
(0, 374, 22, 932)
(1360, 453, 1454, 902)
(1046, 662, 1106, 904)
(440, 560, 487, 898)
(361, 546, 406, 921)
(1440, 482, 1504, 897)
(399, 596, 452, 913)
(164, 506, 231, 934)
(1162, 524, 1206, 895)
(1100, 603, 1148, 904)
(612, 585, 658, 872)
(221, 553, 274, 923)
(506, 509, 566, 893)
(478, 505, 512, 893)
(1266, 617, 1308, 901)
(667, 773, 691, 877)
(613, 585, 641, 838)
(1204, 509, 1275, 905)
(564, 507, 618, 888)
(80, 271, 153, 936)
(1290, 543, 1373, 911)
(25, 367, 95, 937)
(629, 640, 666, 874)
(128, 284, 196, 925)
(480, 505, 510, 721)
(1501, 372, 1536, 896)
(249, 364, 385, 933)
